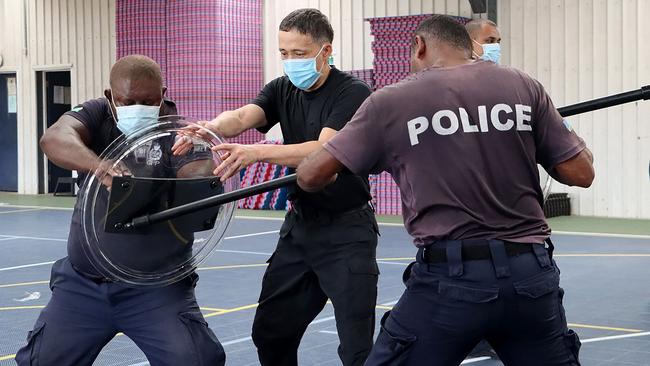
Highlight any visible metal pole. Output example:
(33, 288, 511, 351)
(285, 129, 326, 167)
(557, 85, 650, 117)
(121, 85, 650, 229)
(124, 174, 297, 229)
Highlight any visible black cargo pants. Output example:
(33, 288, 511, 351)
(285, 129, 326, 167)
(252, 206, 379, 366)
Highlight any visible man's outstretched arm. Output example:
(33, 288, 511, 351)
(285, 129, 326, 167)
(296, 147, 344, 192)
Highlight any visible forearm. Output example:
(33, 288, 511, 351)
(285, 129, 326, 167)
(549, 147, 595, 188)
(40, 132, 100, 173)
(211, 110, 249, 138)
(297, 148, 343, 192)
(177, 159, 215, 178)
(255, 141, 322, 168)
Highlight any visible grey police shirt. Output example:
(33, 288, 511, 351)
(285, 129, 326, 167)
(324, 60, 586, 246)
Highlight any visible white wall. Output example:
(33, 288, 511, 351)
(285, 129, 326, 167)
(0, 0, 116, 194)
(499, 0, 650, 219)
(263, 0, 473, 80)
(264, 0, 650, 219)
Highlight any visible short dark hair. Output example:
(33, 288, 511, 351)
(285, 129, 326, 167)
(465, 18, 498, 38)
(414, 15, 473, 54)
(110, 54, 163, 89)
(279, 8, 334, 44)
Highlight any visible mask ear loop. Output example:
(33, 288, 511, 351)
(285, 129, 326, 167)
(314, 45, 329, 74)
(107, 90, 118, 122)
(471, 39, 483, 59)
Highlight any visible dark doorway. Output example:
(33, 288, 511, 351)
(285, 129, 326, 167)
(37, 71, 72, 194)
(0, 73, 18, 192)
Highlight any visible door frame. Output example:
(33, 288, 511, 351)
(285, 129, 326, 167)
(0, 71, 19, 192)
(36, 67, 72, 194)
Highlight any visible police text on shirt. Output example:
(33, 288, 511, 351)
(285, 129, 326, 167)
(407, 103, 532, 145)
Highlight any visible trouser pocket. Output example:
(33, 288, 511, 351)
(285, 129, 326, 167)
(563, 328, 582, 365)
(179, 311, 225, 366)
(15, 320, 46, 366)
(365, 311, 416, 365)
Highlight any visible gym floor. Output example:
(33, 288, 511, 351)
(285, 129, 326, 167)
(0, 195, 649, 366)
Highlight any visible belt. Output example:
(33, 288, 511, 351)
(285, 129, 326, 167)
(71, 263, 114, 283)
(423, 241, 535, 264)
(290, 203, 371, 221)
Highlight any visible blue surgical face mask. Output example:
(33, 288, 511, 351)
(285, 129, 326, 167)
(282, 45, 326, 90)
(109, 92, 161, 136)
(474, 40, 501, 64)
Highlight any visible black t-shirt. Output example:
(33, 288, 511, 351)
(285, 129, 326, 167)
(252, 67, 372, 212)
(64, 97, 190, 277)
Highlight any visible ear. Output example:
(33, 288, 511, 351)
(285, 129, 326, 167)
(415, 35, 427, 60)
(321, 43, 333, 61)
(104, 88, 112, 101)
(162, 86, 167, 97)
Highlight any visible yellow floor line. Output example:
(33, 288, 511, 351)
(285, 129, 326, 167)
(0, 208, 43, 215)
(372, 304, 644, 333)
(0, 303, 645, 362)
(200, 306, 227, 312)
(0, 305, 45, 311)
(567, 323, 643, 333)
(3, 254, 648, 289)
(0, 305, 227, 313)
(204, 303, 259, 318)
(0, 280, 49, 288)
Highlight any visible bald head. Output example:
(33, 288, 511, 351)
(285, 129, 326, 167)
(465, 19, 501, 57)
(105, 55, 166, 110)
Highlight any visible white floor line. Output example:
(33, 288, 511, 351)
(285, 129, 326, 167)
(377, 260, 409, 266)
(0, 230, 278, 245)
(581, 331, 650, 343)
(0, 230, 277, 272)
(221, 315, 338, 347)
(0, 234, 66, 242)
(461, 357, 492, 364)
(0, 208, 43, 215)
(223, 230, 279, 240)
(552, 230, 650, 240)
(309, 315, 336, 326)
(1, 203, 648, 238)
(0, 203, 72, 211)
(319, 330, 339, 335)
(126, 362, 149, 366)
(381, 299, 400, 306)
(234, 215, 284, 222)
(0, 261, 56, 272)
(213, 249, 273, 256)
(221, 336, 253, 346)
(130, 332, 650, 366)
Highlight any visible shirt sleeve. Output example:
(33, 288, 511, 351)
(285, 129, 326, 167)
(64, 98, 109, 135)
(532, 80, 586, 170)
(161, 99, 178, 116)
(324, 81, 372, 131)
(251, 78, 281, 134)
(323, 96, 387, 175)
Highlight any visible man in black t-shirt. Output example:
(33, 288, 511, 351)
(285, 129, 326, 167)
(173, 8, 378, 366)
(16, 55, 225, 366)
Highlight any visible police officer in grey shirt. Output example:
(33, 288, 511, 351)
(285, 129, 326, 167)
(297, 15, 593, 365)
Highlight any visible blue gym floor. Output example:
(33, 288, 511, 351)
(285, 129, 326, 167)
(0, 205, 649, 365)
